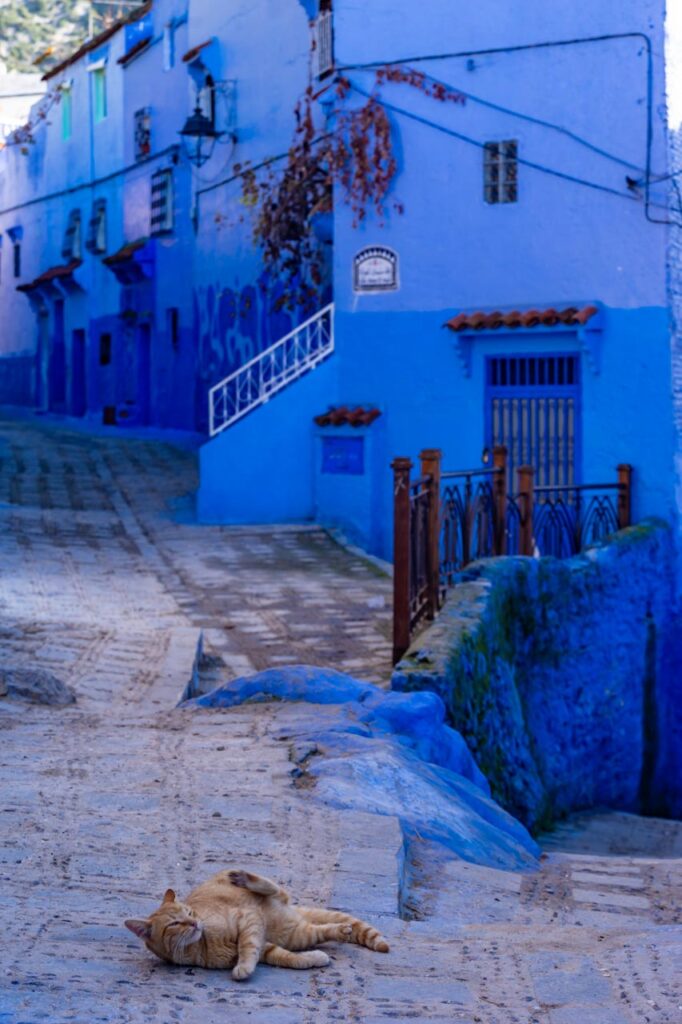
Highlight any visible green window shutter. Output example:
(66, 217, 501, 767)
(93, 68, 107, 122)
(61, 89, 72, 140)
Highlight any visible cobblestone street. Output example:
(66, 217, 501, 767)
(2, 414, 681, 1024)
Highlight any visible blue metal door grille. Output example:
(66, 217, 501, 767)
(486, 354, 580, 489)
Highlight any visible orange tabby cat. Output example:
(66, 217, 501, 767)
(125, 868, 390, 980)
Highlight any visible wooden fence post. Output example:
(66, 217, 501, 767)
(492, 445, 508, 555)
(617, 463, 632, 530)
(392, 457, 413, 665)
(517, 464, 535, 556)
(420, 448, 442, 620)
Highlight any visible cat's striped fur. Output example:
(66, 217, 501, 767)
(125, 868, 389, 980)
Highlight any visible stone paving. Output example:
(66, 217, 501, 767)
(1, 413, 681, 1024)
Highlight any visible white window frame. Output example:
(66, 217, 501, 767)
(484, 140, 518, 205)
(87, 199, 107, 255)
(315, 10, 334, 78)
(163, 23, 176, 71)
(62, 209, 82, 261)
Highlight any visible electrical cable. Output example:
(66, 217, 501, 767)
(348, 81, 682, 225)
(339, 31, 682, 226)
(0, 144, 180, 217)
(387, 64, 654, 175)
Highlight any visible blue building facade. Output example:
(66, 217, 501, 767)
(198, 0, 682, 563)
(0, 0, 681, 565)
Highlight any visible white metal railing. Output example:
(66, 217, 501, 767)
(208, 303, 335, 437)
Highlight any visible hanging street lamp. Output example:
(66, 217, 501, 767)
(179, 104, 224, 167)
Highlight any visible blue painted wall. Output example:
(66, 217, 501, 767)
(393, 520, 682, 830)
(0, 0, 680, 568)
(198, 354, 338, 523)
(320, 0, 676, 559)
(191, 0, 681, 568)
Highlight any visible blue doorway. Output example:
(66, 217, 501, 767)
(485, 353, 581, 490)
(136, 323, 151, 425)
(49, 300, 67, 411)
(71, 329, 87, 417)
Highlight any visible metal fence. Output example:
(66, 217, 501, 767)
(392, 446, 632, 663)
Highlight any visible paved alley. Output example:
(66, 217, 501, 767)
(1, 414, 681, 1024)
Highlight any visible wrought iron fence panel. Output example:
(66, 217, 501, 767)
(505, 492, 524, 555)
(532, 485, 620, 558)
(439, 473, 499, 588)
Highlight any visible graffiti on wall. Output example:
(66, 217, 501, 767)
(194, 271, 293, 388)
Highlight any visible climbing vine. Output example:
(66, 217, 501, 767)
(238, 57, 467, 310)
(3, 87, 63, 153)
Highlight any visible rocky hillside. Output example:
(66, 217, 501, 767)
(0, 1, 145, 73)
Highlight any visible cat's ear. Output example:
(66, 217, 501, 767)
(162, 888, 176, 904)
(125, 918, 152, 941)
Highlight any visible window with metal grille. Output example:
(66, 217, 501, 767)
(315, 5, 334, 78)
(86, 199, 107, 254)
(62, 209, 82, 260)
(485, 354, 580, 489)
(484, 140, 518, 204)
(150, 169, 174, 235)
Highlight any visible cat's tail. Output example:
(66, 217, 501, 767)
(298, 908, 390, 953)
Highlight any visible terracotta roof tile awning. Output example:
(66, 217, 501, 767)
(445, 304, 599, 333)
(16, 258, 82, 293)
(102, 239, 147, 266)
(43, 1, 152, 81)
(314, 406, 381, 428)
(35, 258, 82, 284)
(182, 39, 214, 63)
(118, 36, 152, 65)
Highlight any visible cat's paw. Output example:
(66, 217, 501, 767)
(228, 870, 250, 889)
(232, 962, 254, 981)
(307, 951, 330, 968)
(338, 925, 353, 939)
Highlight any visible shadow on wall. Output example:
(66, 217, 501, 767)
(392, 519, 682, 833)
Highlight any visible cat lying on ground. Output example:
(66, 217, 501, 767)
(125, 868, 390, 980)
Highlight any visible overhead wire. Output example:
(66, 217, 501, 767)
(382, 64, 653, 175)
(347, 81, 682, 224)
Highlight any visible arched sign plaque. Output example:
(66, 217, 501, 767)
(353, 246, 398, 292)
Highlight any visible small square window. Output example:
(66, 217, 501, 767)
(484, 140, 518, 204)
(99, 332, 112, 366)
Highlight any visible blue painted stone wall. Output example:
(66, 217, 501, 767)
(393, 521, 682, 831)
(0, 355, 34, 406)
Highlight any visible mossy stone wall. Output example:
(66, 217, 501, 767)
(392, 520, 682, 832)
